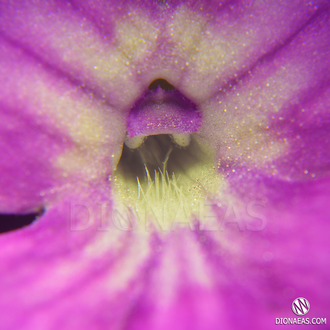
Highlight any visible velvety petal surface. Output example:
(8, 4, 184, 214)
(0, 1, 329, 329)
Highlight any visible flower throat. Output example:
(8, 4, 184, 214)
(111, 79, 224, 231)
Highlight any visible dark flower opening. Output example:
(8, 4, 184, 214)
(117, 134, 207, 183)
(148, 78, 175, 92)
(113, 77, 221, 223)
(0, 209, 44, 234)
(120, 78, 210, 185)
(113, 129, 220, 228)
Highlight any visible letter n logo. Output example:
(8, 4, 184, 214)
(291, 297, 310, 316)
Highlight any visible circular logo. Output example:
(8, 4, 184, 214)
(291, 297, 310, 316)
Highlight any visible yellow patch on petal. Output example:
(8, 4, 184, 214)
(169, 6, 206, 54)
(116, 11, 159, 61)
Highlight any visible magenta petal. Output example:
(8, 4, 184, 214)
(126, 89, 202, 137)
(0, 1, 329, 330)
(0, 105, 70, 212)
(0, 180, 329, 329)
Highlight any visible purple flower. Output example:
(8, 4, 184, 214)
(0, 1, 329, 329)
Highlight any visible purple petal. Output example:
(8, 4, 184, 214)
(126, 88, 202, 137)
(0, 1, 329, 330)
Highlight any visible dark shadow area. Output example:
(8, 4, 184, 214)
(148, 78, 175, 91)
(0, 209, 44, 234)
(117, 134, 207, 182)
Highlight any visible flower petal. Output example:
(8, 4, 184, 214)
(0, 1, 329, 330)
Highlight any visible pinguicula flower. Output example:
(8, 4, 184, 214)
(0, 0, 329, 329)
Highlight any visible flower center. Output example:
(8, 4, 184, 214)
(111, 80, 224, 231)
